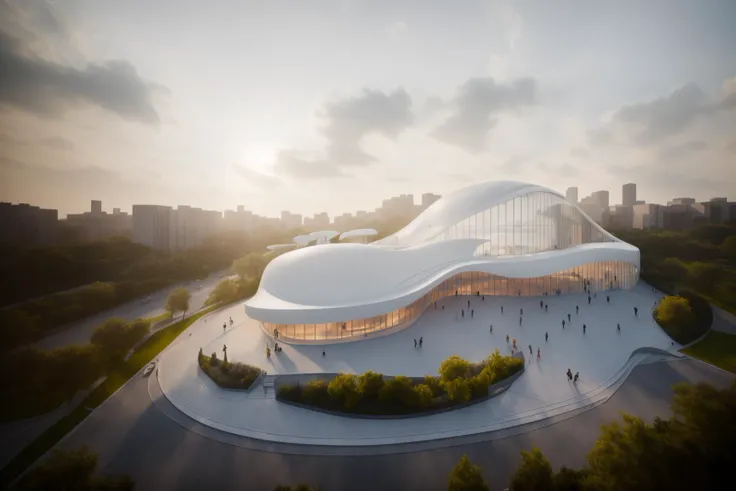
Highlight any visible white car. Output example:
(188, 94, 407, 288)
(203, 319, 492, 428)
(143, 362, 156, 377)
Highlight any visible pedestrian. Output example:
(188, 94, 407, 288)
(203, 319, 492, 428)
(482, 296, 485, 301)
(490, 324, 493, 333)
(606, 296, 610, 303)
(471, 309, 474, 318)
(537, 348, 541, 359)
(574, 372, 579, 383)
(512, 338, 517, 349)
(634, 307, 638, 316)
(501, 306, 504, 313)
(545, 331, 548, 342)
(540, 300, 543, 309)
(419, 337, 423, 347)
(576, 305, 579, 314)
(545, 304, 548, 312)
(455, 290, 458, 296)
(506, 334, 509, 343)
(468, 300, 471, 308)
(223, 323, 226, 332)
(519, 316, 523, 326)
(568, 313, 571, 322)
(520, 308, 524, 316)
(588, 296, 591, 305)
(583, 324, 587, 334)
(567, 368, 572, 381)
(322, 349, 326, 356)
(528, 344, 532, 355)
(414, 339, 417, 348)
(617, 323, 620, 332)
(442, 305, 445, 310)
(562, 319, 565, 328)
(461, 309, 465, 318)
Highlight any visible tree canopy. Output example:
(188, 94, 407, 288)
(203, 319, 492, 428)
(447, 454, 490, 491)
(165, 287, 191, 318)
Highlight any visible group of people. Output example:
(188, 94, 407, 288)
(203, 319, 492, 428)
(413, 337, 424, 348)
(223, 317, 234, 333)
(566, 368, 580, 383)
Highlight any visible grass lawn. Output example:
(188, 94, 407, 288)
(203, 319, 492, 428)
(682, 330, 736, 374)
(0, 304, 219, 488)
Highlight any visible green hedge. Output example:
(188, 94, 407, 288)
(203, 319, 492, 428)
(198, 350, 261, 390)
(277, 350, 523, 416)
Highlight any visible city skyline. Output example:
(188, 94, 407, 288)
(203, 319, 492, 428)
(1, 0, 735, 218)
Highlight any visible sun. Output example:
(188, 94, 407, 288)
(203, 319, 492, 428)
(244, 144, 276, 173)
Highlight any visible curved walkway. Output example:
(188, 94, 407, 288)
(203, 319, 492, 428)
(158, 284, 678, 446)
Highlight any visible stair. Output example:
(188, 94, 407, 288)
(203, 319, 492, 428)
(261, 375, 276, 398)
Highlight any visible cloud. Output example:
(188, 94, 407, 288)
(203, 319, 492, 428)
(658, 140, 707, 160)
(231, 163, 281, 187)
(0, 131, 75, 151)
(432, 77, 536, 154)
(570, 147, 590, 159)
(320, 88, 413, 166)
(0, 2, 166, 124)
(590, 81, 736, 147)
(272, 151, 344, 179)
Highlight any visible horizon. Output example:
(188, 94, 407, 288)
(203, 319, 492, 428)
(1, 0, 735, 219)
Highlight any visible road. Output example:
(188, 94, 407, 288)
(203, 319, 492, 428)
(49, 354, 732, 490)
(33, 270, 231, 351)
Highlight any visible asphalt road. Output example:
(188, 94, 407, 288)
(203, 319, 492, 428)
(33, 271, 231, 351)
(50, 355, 733, 491)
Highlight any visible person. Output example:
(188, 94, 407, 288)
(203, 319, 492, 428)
(537, 348, 541, 359)
(634, 307, 638, 316)
(468, 300, 471, 308)
(490, 324, 493, 333)
(455, 290, 458, 296)
(540, 300, 543, 309)
(223, 323, 226, 332)
(322, 349, 326, 357)
(567, 368, 572, 381)
(588, 296, 591, 305)
(266, 347, 271, 358)
(528, 344, 532, 355)
(576, 305, 579, 314)
(442, 305, 445, 310)
(567, 313, 571, 322)
(545, 304, 548, 312)
(506, 334, 509, 343)
(501, 306, 504, 313)
(617, 323, 621, 332)
(545, 331, 548, 342)
(574, 372, 579, 383)
(583, 324, 587, 334)
(512, 338, 517, 349)
(519, 316, 522, 326)
(471, 309, 474, 318)
(606, 296, 610, 303)
(520, 308, 523, 316)
(461, 309, 465, 318)
(482, 295, 485, 301)
(414, 339, 417, 348)
(562, 319, 565, 328)
(419, 336, 423, 347)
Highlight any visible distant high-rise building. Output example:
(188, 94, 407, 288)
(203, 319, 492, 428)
(591, 190, 610, 208)
(565, 187, 578, 204)
(169, 206, 221, 251)
(280, 211, 303, 229)
(66, 200, 131, 241)
(622, 183, 637, 207)
(132, 205, 172, 250)
(0, 202, 58, 246)
(421, 193, 441, 210)
(312, 212, 330, 228)
(91, 200, 102, 215)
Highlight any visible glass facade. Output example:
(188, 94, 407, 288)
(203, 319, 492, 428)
(426, 191, 614, 255)
(263, 260, 639, 342)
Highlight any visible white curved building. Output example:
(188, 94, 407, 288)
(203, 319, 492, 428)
(245, 181, 640, 342)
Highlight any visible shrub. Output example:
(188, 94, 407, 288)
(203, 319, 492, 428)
(278, 384, 301, 401)
(413, 384, 434, 409)
(468, 375, 489, 399)
(210, 352, 219, 367)
(424, 375, 444, 396)
(379, 376, 417, 408)
(439, 355, 471, 382)
(443, 378, 471, 403)
(302, 380, 329, 405)
(447, 454, 490, 491)
(327, 373, 361, 409)
(357, 370, 384, 399)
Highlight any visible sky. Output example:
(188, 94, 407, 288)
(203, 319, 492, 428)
(0, 0, 734, 218)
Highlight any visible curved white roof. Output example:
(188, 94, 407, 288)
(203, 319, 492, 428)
(266, 244, 297, 251)
(310, 230, 340, 240)
(293, 234, 316, 245)
(339, 228, 378, 240)
(246, 180, 639, 325)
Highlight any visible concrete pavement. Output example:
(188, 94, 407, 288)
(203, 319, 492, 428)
(49, 357, 732, 491)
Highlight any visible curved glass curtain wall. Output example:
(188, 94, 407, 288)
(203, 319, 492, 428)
(423, 191, 614, 256)
(263, 260, 638, 342)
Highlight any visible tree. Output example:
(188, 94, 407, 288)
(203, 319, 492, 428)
(443, 378, 471, 403)
(447, 454, 490, 491)
(91, 318, 130, 357)
(413, 383, 434, 408)
(17, 446, 134, 491)
(205, 278, 239, 306)
(232, 253, 269, 280)
(166, 287, 191, 318)
(659, 257, 688, 281)
(654, 295, 697, 343)
(508, 447, 554, 491)
(552, 467, 588, 491)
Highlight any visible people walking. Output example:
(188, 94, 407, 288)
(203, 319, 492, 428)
(519, 316, 523, 326)
(576, 305, 579, 314)
(617, 323, 621, 332)
(588, 296, 591, 305)
(540, 300, 543, 309)
(461, 309, 465, 318)
(520, 308, 524, 316)
(490, 325, 493, 333)
(634, 307, 638, 317)
(562, 319, 566, 328)
(567, 368, 572, 381)
(545, 304, 548, 312)
(419, 337, 423, 347)
(501, 306, 504, 314)
(223, 323, 226, 333)
(506, 334, 510, 343)
(574, 372, 579, 383)
(468, 300, 471, 308)
(567, 313, 571, 322)
(414, 339, 417, 348)
(322, 349, 326, 357)
(606, 296, 610, 303)
(529, 344, 532, 355)
(537, 348, 541, 359)
(545, 331, 548, 342)
(471, 309, 474, 318)
(512, 338, 517, 349)
(583, 324, 587, 334)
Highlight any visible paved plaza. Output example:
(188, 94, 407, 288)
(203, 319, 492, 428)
(158, 283, 680, 446)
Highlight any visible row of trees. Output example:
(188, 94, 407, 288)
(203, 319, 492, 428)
(278, 350, 523, 415)
(613, 224, 736, 312)
(205, 251, 274, 306)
